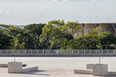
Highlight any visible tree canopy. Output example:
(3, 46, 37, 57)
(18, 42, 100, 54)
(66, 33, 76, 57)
(0, 20, 116, 49)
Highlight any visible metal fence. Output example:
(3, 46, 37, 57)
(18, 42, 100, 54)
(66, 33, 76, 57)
(0, 49, 116, 56)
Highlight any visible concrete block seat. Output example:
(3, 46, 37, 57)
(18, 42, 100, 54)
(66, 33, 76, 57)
(8, 62, 38, 73)
(22, 66, 38, 73)
(75, 64, 108, 76)
(108, 72, 116, 76)
(0, 64, 27, 68)
(74, 69, 93, 74)
(0, 64, 8, 67)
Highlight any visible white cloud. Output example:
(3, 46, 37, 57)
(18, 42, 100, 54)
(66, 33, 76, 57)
(0, 9, 10, 15)
(4, 10, 10, 15)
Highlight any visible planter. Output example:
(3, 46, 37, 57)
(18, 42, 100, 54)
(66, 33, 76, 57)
(8, 62, 22, 73)
(93, 64, 108, 76)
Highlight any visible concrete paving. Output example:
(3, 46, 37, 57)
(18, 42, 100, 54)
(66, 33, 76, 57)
(0, 57, 116, 77)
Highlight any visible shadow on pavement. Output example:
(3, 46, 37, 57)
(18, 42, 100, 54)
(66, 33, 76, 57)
(23, 70, 50, 76)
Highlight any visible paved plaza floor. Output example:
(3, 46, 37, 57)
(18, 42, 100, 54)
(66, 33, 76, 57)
(0, 57, 116, 77)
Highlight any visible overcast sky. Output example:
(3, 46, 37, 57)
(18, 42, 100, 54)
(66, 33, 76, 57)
(0, 0, 116, 25)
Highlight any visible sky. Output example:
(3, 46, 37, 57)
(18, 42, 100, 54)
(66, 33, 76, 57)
(0, 0, 116, 25)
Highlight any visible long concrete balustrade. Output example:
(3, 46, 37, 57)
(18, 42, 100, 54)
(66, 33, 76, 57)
(0, 49, 116, 56)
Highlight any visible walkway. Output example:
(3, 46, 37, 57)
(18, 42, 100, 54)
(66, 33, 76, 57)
(0, 57, 116, 77)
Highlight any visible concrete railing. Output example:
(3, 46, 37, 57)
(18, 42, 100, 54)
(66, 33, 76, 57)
(0, 49, 116, 56)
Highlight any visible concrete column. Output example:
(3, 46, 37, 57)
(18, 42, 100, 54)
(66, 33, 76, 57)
(81, 24, 85, 35)
(43, 50, 44, 55)
(93, 64, 108, 76)
(72, 50, 74, 55)
(31, 50, 32, 54)
(19, 50, 20, 54)
(112, 24, 116, 36)
(37, 50, 38, 54)
(114, 28, 116, 36)
(95, 24, 100, 34)
(7, 50, 8, 55)
(90, 50, 91, 55)
(84, 50, 85, 54)
(82, 24, 86, 35)
(78, 50, 80, 54)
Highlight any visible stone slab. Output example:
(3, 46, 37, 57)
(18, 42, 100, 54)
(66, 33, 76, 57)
(22, 66, 38, 73)
(0, 64, 27, 68)
(0, 64, 8, 67)
(74, 69, 93, 74)
(109, 72, 116, 76)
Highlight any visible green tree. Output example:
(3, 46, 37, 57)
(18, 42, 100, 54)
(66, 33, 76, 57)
(6, 25, 24, 49)
(50, 28, 73, 49)
(40, 20, 73, 49)
(0, 28, 11, 49)
(68, 27, 101, 49)
(24, 23, 45, 49)
(7, 26, 21, 37)
(18, 32, 34, 49)
(48, 20, 64, 27)
(63, 21, 81, 36)
(99, 32, 116, 49)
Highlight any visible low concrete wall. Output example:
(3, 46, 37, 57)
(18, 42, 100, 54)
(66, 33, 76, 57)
(74, 69, 93, 74)
(0, 64, 8, 67)
(22, 66, 38, 73)
(109, 72, 116, 76)
(0, 64, 27, 68)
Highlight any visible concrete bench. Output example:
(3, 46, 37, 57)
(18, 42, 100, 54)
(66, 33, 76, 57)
(108, 72, 116, 76)
(8, 62, 38, 73)
(0, 64, 27, 68)
(22, 66, 38, 73)
(0, 64, 8, 67)
(74, 69, 93, 74)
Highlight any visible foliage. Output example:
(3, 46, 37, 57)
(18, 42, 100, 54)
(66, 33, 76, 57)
(99, 32, 116, 49)
(68, 27, 101, 49)
(63, 21, 81, 35)
(24, 23, 46, 49)
(0, 29, 12, 49)
(39, 20, 74, 49)
(0, 20, 116, 49)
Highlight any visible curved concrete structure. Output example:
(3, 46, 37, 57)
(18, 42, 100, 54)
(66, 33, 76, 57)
(72, 23, 116, 38)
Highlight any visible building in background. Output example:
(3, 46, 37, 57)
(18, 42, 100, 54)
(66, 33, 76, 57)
(71, 23, 116, 38)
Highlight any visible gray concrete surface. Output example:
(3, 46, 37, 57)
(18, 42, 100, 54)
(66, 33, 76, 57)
(0, 57, 116, 77)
